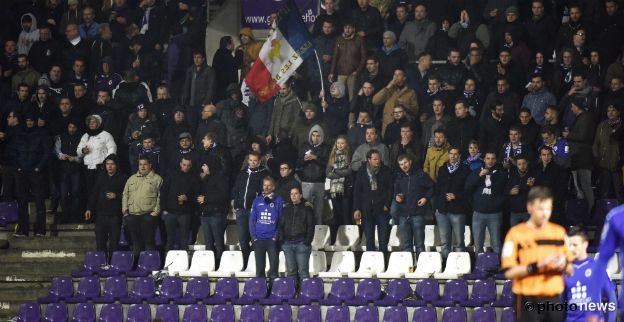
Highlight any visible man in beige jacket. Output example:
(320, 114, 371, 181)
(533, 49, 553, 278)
(373, 68, 418, 134)
(122, 156, 163, 259)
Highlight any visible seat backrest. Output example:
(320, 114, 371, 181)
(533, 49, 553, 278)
(296, 305, 321, 322)
(269, 277, 296, 300)
(241, 277, 268, 300)
(386, 278, 412, 300)
(334, 225, 360, 247)
(210, 305, 235, 322)
(213, 277, 238, 299)
(217, 251, 244, 273)
(415, 278, 439, 301)
(182, 304, 207, 322)
(500, 280, 512, 299)
(127, 304, 151, 322)
(325, 306, 350, 322)
(82, 251, 106, 271)
(224, 225, 239, 247)
(44, 303, 68, 322)
(76, 276, 100, 297)
(164, 250, 189, 272)
(278, 251, 286, 274)
(72, 303, 96, 322)
(103, 276, 128, 298)
(387, 225, 402, 249)
(136, 251, 161, 271)
(240, 305, 264, 322)
(416, 252, 442, 274)
(185, 277, 211, 299)
(385, 252, 413, 274)
(311, 225, 330, 250)
(329, 251, 356, 273)
(130, 277, 155, 299)
(471, 307, 496, 322)
(309, 250, 327, 273)
(413, 307, 437, 322)
(268, 304, 292, 322)
(442, 279, 468, 301)
(299, 278, 324, 301)
(329, 278, 355, 300)
(156, 304, 179, 322)
(189, 250, 216, 272)
(382, 306, 407, 322)
(501, 308, 515, 322)
(243, 251, 257, 274)
(442, 307, 467, 322)
(160, 276, 183, 299)
(424, 225, 440, 247)
(444, 252, 471, 275)
(354, 306, 378, 322)
(474, 253, 500, 273)
(595, 253, 620, 275)
(98, 304, 123, 322)
(110, 251, 133, 272)
(355, 278, 382, 301)
(17, 303, 40, 322)
(49, 276, 74, 297)
(356, 251, 385, 274)
(471, 279, 497, 302)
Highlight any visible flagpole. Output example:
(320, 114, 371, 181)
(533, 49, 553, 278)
(313, 49, 326, 103)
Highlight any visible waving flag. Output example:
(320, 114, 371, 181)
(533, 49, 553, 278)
(243, 0, 315, 102)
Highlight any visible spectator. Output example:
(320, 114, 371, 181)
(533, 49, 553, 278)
(422, 98, 451, 147)
(17, 14, 39, 55)
(161, 156, 199, 251)
(275, 162, 301, 203)
(250, 176, 283, 280)
(438, 48, 471, 97)
(136, 137, 161, 174)
(399, 4, 436, 62)
(543, 105, 564, 137)
(425, 18, 454, 61)
(351, 0, 383, 51)
(423, 129, 451, 182)
(448, 100, 478, 156)
(524, 0, 557, 57)
(353, 149, 393, 254)
(124, 104, 160, 172)
(540, 125, 570, 168)
(465, 151, 506, 254)
(552, 48, 576, 98)
(394, 154, 434, 258)
(499, 126, 534, 171)
(506, 154, 537, 226)
(218, 84, 248, 161)
(354, 56, 384, 100)
(522, 74, 556, 126)
(28, 25, 60, 75)
(11, 55, 40, 93)
(165, 132, 197, 178)
(386, 4, 409, 39)
(212, 36, 241, 102)
(479, 100, 510, 152)
(434, 147, 471, 259)
(54, 121, 83, 223)
(267, 82, 302, 144)
(389, 124, 424, 170)
(247, 94, 274, 139)
(419, 75, 451, 121)
(534, 146, 567, 222)
(307, 19, 336, 102)
(297, 125, 329, 224)
(374, 69, 418, 133)
(279, 186, 315, 288)
(89, 24, 113, 76)
(378, 31, 408, 83)
(482, 77, 519, 124)
(465, 50, 488, 90)
(383, 106, 408, 145)
(459, 78, 484, 118)
(408, 52, 433, 97)
(181, 51, 216, 127)
(77, 114, 117, 196)
(595, 0, 624, 65)
(347, 110, 372, 148)
(556, 4, 590, 51)
(122, 156, 163, 259)
(349, 82, 379, 128)
(529, 51, 554, 86)
(39, 64, 65, 105)
(85, 154, 125, 261)
(516, 108, 541, 147)
(90, 90, 121, 140)
(60, 23, 89, 74)
(329, 20, 367, 101)
(320, 81, 350, 140)
(351, 127, 390, 171)
(592, 104, 623, 203)
(327, 135, 353, 230)
(237, 27, 262, 79)
(112, 69, 152, 123)
(485, 49, 525, 93)
(93, 58, 122, 102)
(312, 0, 343, 37)
(148, 85, 175, 133)
(560, 72, 598, 127)
(79, 7, 99, 40)
(197, 160, 229, 266)
(137, 0, 168, 52)
(195, 103, 226, 148)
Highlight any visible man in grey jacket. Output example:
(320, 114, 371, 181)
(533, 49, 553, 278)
(351, 127, 391, 171)
(399, 4, 436, 62)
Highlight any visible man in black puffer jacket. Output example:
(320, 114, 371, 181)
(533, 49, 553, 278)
(198, 159, 229, 267)
(296, 125, 330, 225)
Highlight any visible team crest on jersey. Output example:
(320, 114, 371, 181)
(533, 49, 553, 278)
(585, 268, 592, 278)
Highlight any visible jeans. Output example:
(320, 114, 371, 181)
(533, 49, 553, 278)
(362, 213, 391, 254)
(282, 243, 311, 285)
(235, 208, 252, 267)
(398, 215, 425, 256)
(572, 169, 595, 211)
(95, 215, 121, 261)
(163, 212, 191, 251)
(472, 211, 502, 254)
(510, 212, 529, 227)
(16, 170, 46, 235)
(201, 215, 226, 267)
(302, 182, 325, 224)
(435, 211, 466, 259)
(124, 214, 159, 259)
(60, 171, 81, 223)
(254, 239, 278, 279)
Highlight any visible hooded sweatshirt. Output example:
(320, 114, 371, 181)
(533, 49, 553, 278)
(297, 124, 330, 183)
(18, 13, 39, 55)
(77, 115, 118, 169)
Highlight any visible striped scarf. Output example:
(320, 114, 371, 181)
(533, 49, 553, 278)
(330, 150, 348, 197)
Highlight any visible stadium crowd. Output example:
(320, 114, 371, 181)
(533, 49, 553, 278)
(0, 0, 623, 284)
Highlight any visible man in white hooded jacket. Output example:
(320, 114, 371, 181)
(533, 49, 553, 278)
(77, 114, 117, 197)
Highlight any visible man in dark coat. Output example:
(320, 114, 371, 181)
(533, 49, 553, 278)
(351, 0, 383, 51)
(181, 51, 216, 127)
(212, 36, 241, 102)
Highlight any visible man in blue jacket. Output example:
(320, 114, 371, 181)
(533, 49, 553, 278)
(250, 176, 284, 280)
(465, 151, 507, 254)
(394, 154, 434, 258)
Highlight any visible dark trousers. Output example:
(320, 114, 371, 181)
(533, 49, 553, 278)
(95, 215, 122, 260)
(517, 295, 563, 322)
(163, 212, 191, 251)
(124, 214, 159, 259)
(330, 194, 352, 243)
(16, 170, 46, 235)
(361, 212, 391, 255)
(1, 166, 18, 201)
(60, 171, 82, 223)
(598, 167, 624, 203)
(84, 168, 100, 203)
(235, 208, 252, 267)
(201, 215, 226, 267)
(254, 239, 278, 279)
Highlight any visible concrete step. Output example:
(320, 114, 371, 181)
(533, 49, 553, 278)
(0, 282, 49, 302)
(0, 300, 25, 321)
(0, 249, 87, 263)
(7, 236, 95, 250)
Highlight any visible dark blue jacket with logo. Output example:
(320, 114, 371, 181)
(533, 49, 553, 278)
(249, 193, 284, 241)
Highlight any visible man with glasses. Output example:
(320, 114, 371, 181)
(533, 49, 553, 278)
(383, 106, 409, 145)
(275, 162, 301, 203)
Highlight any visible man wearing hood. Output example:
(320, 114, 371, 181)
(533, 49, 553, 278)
(28, 25, 61, 74)
(160, 106, 189, 165)
(11, 55, 40, 92)
(217, 83, 248, 161)
(266, 82, 302, 144)
(54, 120, 83, 223)
(399, 4, 437, 62)
(321, 81, 350, 139)
(351, 127, 390, 172)
(17, 13, 39, 55)
(237, 27, 262, 79)
(77, 114, 117, 196)
(94, 57, 122, 97)
(296, 125, 330, 224)
(181, 50, 216, 127)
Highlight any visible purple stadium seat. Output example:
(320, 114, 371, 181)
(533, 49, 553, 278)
(121, 277, 156, 304)
(354, 306, 378, 322)
(566, 199, 588, 227)
(319, 278, 355, 305)
(155, 304, 179, 322)
(463, 253, 500, 279)
(442, 307, 467, 322)
(203, 277, 238, 305)
(501, 307, 515, 322)
(432, 280, 469, 307)
(99, 251, 133, 277)
(210, 304, 235, 322)
(119, 224, 129, 247)
(0, 200, 18, 225)
(404, 278, 439, 306)
(413, 307, 437, 322)
(93, 276, 128, 303)
(296, 305, 321, 322)
(128, 251, 161, 277)
(471, 307, 496, 322)
(17, 303, 40, 322)
(183, 304, 208, 322)
(268, 304, 292, 322)
(72, 251, 107, 277)
(67, 276, 101, 303)
(345, 278, 382, 306)
(38, 276, 74, 303)
(260, 277, 296, 305)
(232, 278, 268, 305)
(127, 304, 151, 322)
(492, 281, 513, 307)
(288, 278, 324, 305)
(44, 303, 68, 322)
(462, 279, 497, 307)
(382, 306, 408, 322)
(325, 306, 350, 322)
(72, 303, 95, 322)
(98, 304, 123, 322)
(240, 304, 264, 322)
(375, 278, 412, 306)
(149, 276, 184, 304)
(177, 277, 212, 304)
